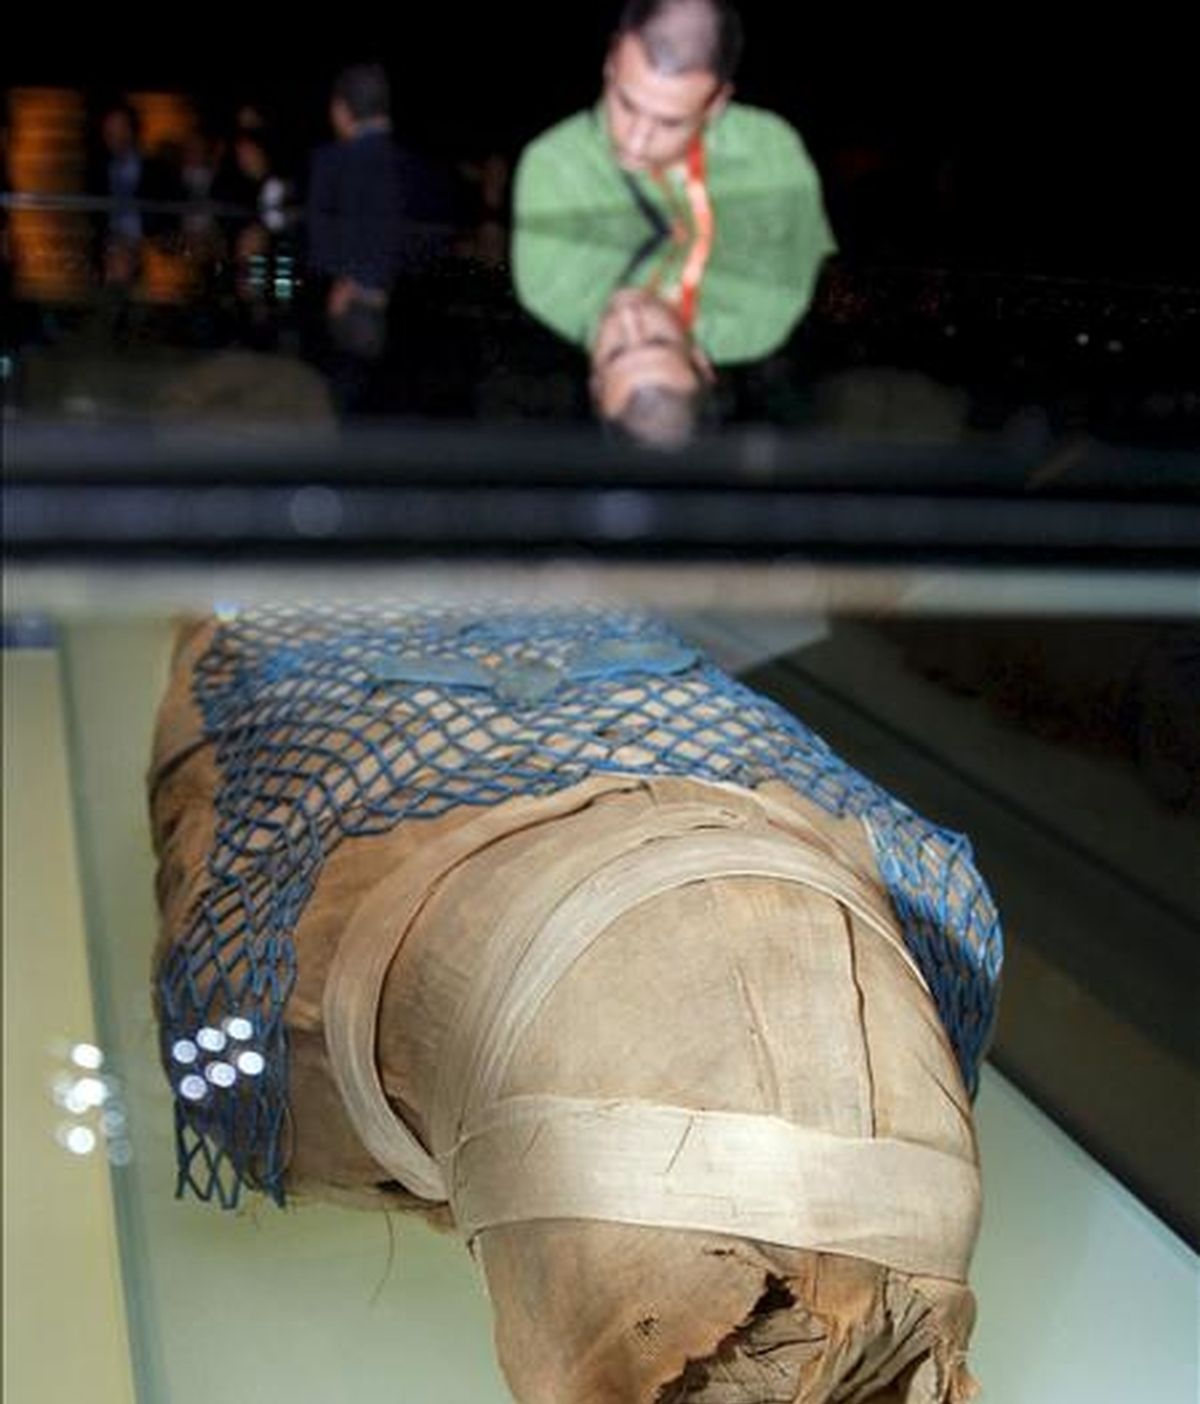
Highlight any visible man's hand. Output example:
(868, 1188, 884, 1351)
(327, 276, 357, 319)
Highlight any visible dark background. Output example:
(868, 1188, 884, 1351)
(7, 8, 1192, 279)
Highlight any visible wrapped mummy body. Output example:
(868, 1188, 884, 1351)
(150, 609, 1001, 1403)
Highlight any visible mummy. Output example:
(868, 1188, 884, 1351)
(149, 606, 1001, 1403)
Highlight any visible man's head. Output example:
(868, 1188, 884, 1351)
(101, 104, 140, 157)
(330, 64, 392, 141)
(591, 287, 713, 448)
(603, 0, 743, 173)
(233, 131, 270, 181)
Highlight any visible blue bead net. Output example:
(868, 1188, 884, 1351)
(156, 605, 1003, 1208)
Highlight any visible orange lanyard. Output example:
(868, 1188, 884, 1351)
(678, 134, 714, 331)
(643, 227, 687, 298)
(647, 137, 714, 331)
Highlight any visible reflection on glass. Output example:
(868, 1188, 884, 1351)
(100, 1107, 127, 1136)
(49, 1039, 134, 1172)
(3, 10, 1198, 1401)
(589, 286, 713, 446)
(307, 63, 454, 414)
(512, 0, 834, 443)
(69, 1041, 104, 1070)
(60, 1082, 92, 1116)
(59, 1124, 98, 1156)
(107, 1139, 134, 1167)
(72, 1076, 109, 1108)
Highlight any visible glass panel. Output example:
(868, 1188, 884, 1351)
(3, 22, 1197, 1404)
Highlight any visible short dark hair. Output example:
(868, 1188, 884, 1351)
(611, 382, 704, 449)
(616, 0, 744, 85)
(332, 64, 391, 122)
(102, 101, 142, 141)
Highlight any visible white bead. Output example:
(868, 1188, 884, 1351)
(225, 1018, 254, 1042)
(196, 1027, 227, 1053)
(172, 1039, 199, 1065)
(235, 1050, 266, 1077)
(179, 1075, 208, 1102)
(205, 1062, 237, 1089)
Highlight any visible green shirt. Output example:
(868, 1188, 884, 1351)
(512, 103, 837, 365)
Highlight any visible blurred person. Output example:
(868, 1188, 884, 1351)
(178, 131, 223, 253)
(590, 285, 714, 447)
(513, 0, 834, 423)
(89, 101, 176, 300)
(92, 102, 147, 248)
(306, 62, 452, 410)
(88, 102, 153, 302)
(250, 143, 292, 234)
(211, 128, 297, 348)
(235, 102, 267, 133)
(459, 152, 511, 267)
(96, 103, 143, 199)
(215, 129, 292, 228)
(180, 131, 219, 204)
(1, 120, 13, 345)
(1, 119, 10, 266)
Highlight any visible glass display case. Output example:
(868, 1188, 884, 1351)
(4, 55, 1197, 1403)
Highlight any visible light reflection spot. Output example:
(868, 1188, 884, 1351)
(65, 1126, 97, 1155)
(70, 1043, 104, 1070)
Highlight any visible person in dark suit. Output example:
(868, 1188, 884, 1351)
(307, 63, 450, 409)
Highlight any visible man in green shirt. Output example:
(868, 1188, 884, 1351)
(512, 0, 836, 442)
